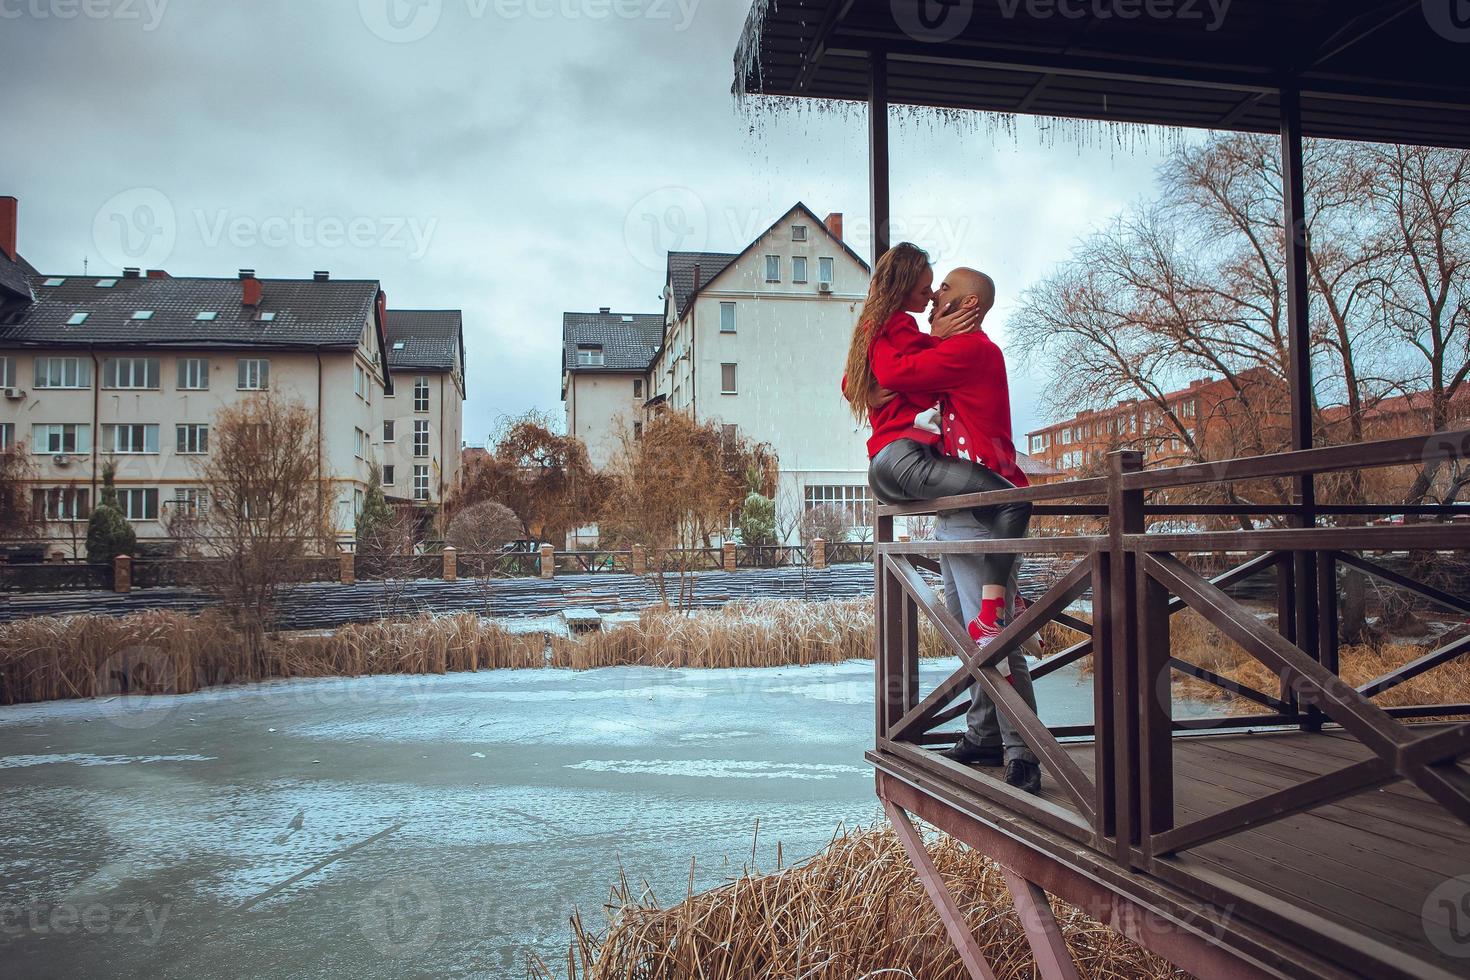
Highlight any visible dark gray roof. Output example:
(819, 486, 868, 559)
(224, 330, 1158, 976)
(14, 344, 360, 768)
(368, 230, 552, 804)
(0, 252, 34, 306)
(386, 309, 463, 373)
(666, 251, 738, 320)
(0, 273, 382, 349)
(562, 311, 663, 373)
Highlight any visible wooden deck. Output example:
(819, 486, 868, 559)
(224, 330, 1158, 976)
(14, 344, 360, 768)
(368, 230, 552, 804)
(875, 725, 1470, 979)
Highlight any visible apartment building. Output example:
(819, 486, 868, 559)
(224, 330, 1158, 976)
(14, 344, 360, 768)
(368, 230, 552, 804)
(0, 196, 465, 555)
(383, 310, 466, 506)
(561, 309, 662, 469)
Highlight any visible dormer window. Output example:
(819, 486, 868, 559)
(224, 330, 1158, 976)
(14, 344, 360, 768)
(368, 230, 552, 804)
(43, 278, 65, 287)
(96, 279, 117, 288)
(575, 344, 605, 367)
(67, 312, 89, 326)
(257, 311, 277, 322)
(196, 311, 218, 321)
(393, 341, 406, 350)
(131, 310, 154, 320)
(792, 225, 808, 241)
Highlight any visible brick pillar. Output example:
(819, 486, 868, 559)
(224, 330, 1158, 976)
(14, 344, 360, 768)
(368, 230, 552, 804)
(631, 544, 647, 576)
(339, 551, 355, 585)
(540, 544, 555, 579)
(113, 554, 131, 593)
(442, 546, 457, 582)
(812, 538, 827, 569)
(722, 541, 737, 572)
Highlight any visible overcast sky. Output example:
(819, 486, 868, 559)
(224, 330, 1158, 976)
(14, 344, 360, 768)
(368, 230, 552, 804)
(1, 0, 1186, 442)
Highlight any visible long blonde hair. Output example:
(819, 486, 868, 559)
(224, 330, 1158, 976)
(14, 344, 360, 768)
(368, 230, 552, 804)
(843, 242, 931, 424)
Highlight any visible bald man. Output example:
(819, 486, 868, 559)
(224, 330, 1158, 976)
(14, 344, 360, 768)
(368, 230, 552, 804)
(869, 266, 1040, 793)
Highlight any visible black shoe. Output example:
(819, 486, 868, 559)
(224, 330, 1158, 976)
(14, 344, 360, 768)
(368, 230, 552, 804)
(939, 739, 1003, 767)
(1005, 759, 1042, 794)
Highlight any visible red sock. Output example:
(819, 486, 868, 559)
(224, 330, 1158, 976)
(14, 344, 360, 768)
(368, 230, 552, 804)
(979, 597, 1003, 628)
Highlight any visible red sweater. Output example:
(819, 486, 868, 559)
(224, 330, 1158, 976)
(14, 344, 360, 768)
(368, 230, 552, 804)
(871, 326, 1030, 488)
(863, 312, 941, 458)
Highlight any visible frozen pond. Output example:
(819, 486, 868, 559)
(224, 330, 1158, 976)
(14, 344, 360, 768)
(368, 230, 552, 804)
(0, 658, 1210, 977)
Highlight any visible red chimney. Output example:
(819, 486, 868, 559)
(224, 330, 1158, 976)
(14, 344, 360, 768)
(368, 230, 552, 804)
(824, 212, 844, 242)
(241, 274, 262, 307)
(0, 196, 17, 261)
(147, 269, 170, 279)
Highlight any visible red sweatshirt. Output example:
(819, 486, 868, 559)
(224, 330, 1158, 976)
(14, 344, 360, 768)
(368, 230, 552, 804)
(862, 311, 941, 458)
(871, 326, 1030, 488)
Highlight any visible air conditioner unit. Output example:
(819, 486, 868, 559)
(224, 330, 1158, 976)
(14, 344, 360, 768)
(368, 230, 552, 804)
(817, 282, 833, 294)
(53, 455, 71, 467)
(3, 387, 24, 400)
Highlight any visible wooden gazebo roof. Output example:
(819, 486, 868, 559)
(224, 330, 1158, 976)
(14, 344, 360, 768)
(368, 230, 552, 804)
(735, 0, 1470, 148)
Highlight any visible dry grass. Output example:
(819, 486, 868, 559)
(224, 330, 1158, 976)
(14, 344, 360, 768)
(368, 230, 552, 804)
(550, 599, 949, 670)
(283, 614, 545, 677)
(546, 823, 1188, 980)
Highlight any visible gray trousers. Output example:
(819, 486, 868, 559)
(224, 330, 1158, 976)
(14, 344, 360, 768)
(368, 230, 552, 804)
(938, 508, 1040, 765)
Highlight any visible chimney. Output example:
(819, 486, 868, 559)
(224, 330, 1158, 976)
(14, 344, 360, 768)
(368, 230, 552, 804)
(0, 196, 16, 261)
(146, 269, 170, 279)
(599, 306, 610, 314)
(693, 263, 701, 293)
(123, 267, 141, 279)
(314, 270, 330, 282)
(824, 212, 844, 242)
(241, 272, 262, 307)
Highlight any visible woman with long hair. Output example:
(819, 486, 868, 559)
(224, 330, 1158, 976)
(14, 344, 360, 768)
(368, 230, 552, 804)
(847, 242, 1040, 792)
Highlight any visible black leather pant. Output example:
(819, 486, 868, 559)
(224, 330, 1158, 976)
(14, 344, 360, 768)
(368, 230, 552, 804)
(868, 438, 1032, 589)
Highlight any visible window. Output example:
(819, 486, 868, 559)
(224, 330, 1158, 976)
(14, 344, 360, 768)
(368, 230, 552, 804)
(383, 420, 395, 442)
(1061, 428, 1072, 445)
(177, 358, 209, 390)
(32, 424, 90, 454)
(792, 224, 807, 241)
(67, 312, 89, 326)
(574, 345, 605, 368)
(1181, 398, 1197, 418)
(0, 423, 11, 450)
(176, 424, 208, 454)
(102, 357, 160, 389)
(633, 379, 643, 399)
(96, 279, 116, 288)
(31, 488, 90, 522)
(721, 363, 737, 394)
(130, 310, 154, 320)
(792, 256, 808, 283)
(382, 465, 395, 487)
(237, 358, 269, 390)
(354, 427, 367, 459)
(355, 363, 368, 400)
(354, 488, 365, 518)
(43, 278, 65, 287)
(196, 311, 218, 321)
(34, 357, 90, 389)
(392, 340, 406, 351)
(413, 465, 430, 501)
(413, 376, 430, 412)
(0, 356, 13, 388)
(118, 488, 159, 521)
(765, 255, 780, 282)
(172, 488, 207, 518)
(720, 302, 736, 333)
(413, 420, 430, 458)
(818, 256, 834, 285)
(804, 485, 873, 527)
(103, 424, 160, 454)
(256, 311, 277, 322)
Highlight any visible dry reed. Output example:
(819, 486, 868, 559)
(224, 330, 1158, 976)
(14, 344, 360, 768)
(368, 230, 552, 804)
(549, 822, 1188, 980)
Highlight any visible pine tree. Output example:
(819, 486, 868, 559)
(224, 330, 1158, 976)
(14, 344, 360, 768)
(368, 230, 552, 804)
(86, 462, 136, 564)
(356, 463, 396, 554)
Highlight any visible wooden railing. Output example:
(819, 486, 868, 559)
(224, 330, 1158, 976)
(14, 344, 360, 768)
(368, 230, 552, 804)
(873, 428, 1470, 863)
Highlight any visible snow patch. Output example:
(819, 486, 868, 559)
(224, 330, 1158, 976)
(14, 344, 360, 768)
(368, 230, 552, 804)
(0, 753, 215, 770)
(565, 759, 870, 781)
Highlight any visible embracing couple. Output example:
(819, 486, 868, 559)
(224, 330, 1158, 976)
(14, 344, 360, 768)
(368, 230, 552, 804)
(844, 242, 1041, 795)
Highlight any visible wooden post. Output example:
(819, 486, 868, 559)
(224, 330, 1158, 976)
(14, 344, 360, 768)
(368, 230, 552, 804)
(540, 544, 555, 580)
(442, 546, 457, 582)
(339, 551, 355, 585)
(722, 541, 737, 572)
(1106, 450, 1145, 866)
(869, 49, 890, 260)
(631, 544, 647, 576)
(812, 537, 827, 569)
(113, 554, 131, 593)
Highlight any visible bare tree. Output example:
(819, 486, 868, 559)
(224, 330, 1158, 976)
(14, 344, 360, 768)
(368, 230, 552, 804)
(445, 499, 521, 553)
(800, 504, 853, 547)
(0, 443, 39, 545)
(186, 395, 334, 667)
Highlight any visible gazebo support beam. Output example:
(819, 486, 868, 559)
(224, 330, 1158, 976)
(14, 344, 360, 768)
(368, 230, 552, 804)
(869, 49, 890, 261)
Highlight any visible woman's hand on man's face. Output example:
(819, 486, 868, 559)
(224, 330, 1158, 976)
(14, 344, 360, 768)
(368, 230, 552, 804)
(932, 305, 979, 339)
